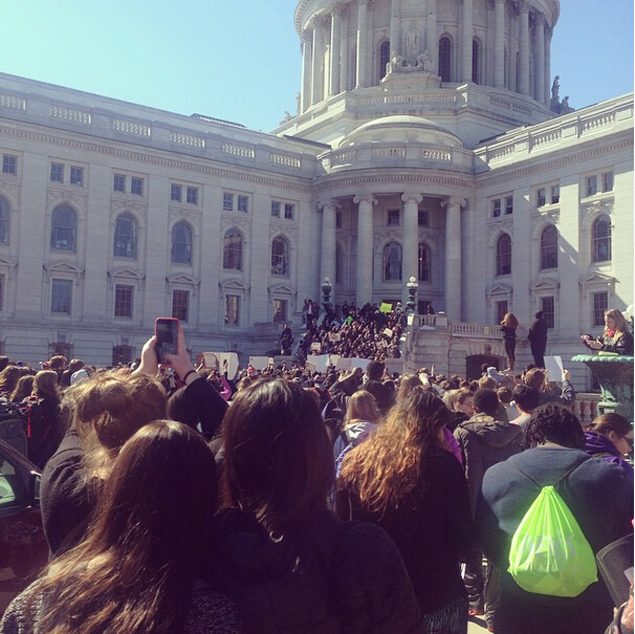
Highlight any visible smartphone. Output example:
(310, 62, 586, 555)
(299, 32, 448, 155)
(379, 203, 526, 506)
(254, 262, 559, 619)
(155, 317, 179, 363)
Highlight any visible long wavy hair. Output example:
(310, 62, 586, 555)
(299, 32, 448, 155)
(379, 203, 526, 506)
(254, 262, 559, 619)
(604, 308, 630, 337)
(340, 386, 451, 514)
(34, 420, 218, 634)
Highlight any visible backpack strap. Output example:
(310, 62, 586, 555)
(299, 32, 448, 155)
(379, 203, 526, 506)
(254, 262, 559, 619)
(508, 454, 589, 489)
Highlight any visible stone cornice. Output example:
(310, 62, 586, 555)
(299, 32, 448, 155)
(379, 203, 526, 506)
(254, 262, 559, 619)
(315, 172, 475, 192)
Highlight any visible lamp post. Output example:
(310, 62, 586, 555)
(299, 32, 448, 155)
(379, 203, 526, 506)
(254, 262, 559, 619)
(406, 275, 418, 313)
(321, 277, 332, 312)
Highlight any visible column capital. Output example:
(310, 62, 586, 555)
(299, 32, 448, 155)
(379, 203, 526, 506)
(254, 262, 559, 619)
(315, 198, 341, 211)
(354, 194, 378, 206)
(514, 0, 530, 14)
(401, 192, 423, 204)
(534, 11, 546, 25)
(331, 3, 348, 17)
(312, 15, 330, 29)
(441, 196, 467, 208)
(301, 29, 313, 42)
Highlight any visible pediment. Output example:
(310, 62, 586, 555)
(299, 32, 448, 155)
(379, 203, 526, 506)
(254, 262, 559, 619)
(529, 278, 560, 292)
(579, 272, 616, 286)
(108, 267, 145, 281)
(268, 283, 295, 295)
(0, 255, 17, 269)
(166, 273, 199, 285)
(220, 278, 250, 292)
(487, 283, 512, 297)
(43, 261, 84, 275)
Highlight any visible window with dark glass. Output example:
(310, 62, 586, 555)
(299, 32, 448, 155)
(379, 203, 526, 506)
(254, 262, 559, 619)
(130, 177, 143, 196)
(592, 292, 608, 327)
(284, 203, 294, 220)
(273, 299, 287, 323)
(223, 193, 234, 211)
(537, 188, 546, 207)
(223, 229, 242, 270)
(505, 196, 513, 215)
(439, 37, 452, 82)
(51, 279, 72, 314)
(186, 187, 198, 205)
(602, 171, 614, 192)
(114, 285, 133, 318)
(541, 296, 555, 328)
(225, 295, 240, 326)
(540, 225, 558, 270)
(586, 175, 597, 196)
(271, 201, 281, 218)
(492, 199, 501, 218)
(592, 215, 611, 262)
(113, 213, 137, 258)
(171, 221, 192, 264)
(271, 237, 289, 276)
(172, 289, 189, 322)
(418, 210, 429, 226)
(387, 209, 400, 226)
(2, 155, 16, 175)
(112, 345, 134, 366)
(336, 210, 342, 228)
(51, 205, 77, 252)
(472, 39, 481, 84)
(0, 197, 9, 244)
(551, 184, 560, 204)
(50, 163, 64, 183)
(113, 174, 126, 193)
(379, 40, 391, 80)
(383, 241, 402, 281)
(418, 243, 430, 282)
(171, 184, 182, 202)
(496, 301, 508, 325)
(70, 166, 84, 186)
(496, 233, 512, 276)
(237, 196, 249, 213)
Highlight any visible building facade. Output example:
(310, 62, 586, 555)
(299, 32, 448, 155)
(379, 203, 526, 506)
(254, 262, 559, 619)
(0, 0, 632, 388)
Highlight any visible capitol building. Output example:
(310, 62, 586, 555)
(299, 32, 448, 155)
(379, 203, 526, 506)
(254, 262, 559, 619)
(0, 0, 631, 386)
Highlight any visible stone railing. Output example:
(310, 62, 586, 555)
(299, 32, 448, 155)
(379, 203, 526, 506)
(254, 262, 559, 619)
(571, 393, 602, 426)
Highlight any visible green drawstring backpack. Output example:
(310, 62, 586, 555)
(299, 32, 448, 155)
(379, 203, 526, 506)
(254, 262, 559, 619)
(507, 461, 598, 597)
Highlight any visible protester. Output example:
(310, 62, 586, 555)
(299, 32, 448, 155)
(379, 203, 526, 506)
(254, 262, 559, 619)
(527, 311, 548, 368)
(581, 308, 634, 355)
(584, 412, 634, 474)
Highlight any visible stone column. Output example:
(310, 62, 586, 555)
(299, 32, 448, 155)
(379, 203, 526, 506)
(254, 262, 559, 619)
(534, 12, 545, 105)
(494, 0, 506, 88)
(319, 200, 338, 301)
(330, 6, 343, 95)
(339, 5, 350, 91)
(354, 194, 376, 307)
(390, 0, 401, 58)
(356, 0, 370, 88)
(300, 30, 313, 112)
(461, 0, 473, 82)
(401, 193, 422, 306)
(426, 0, 437, 71)
(311, 16, 327, 105)
(545, 24, 552, 109)
(442, 197, 465, 320)
(518, 0, 530, 95)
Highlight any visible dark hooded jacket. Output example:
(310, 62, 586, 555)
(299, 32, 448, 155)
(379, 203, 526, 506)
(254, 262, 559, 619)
(584, 431, 634, 474)
(454, 414, 524, 516)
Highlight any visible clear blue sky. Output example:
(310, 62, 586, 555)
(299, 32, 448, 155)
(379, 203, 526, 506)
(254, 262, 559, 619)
(1, 0, 632, 132)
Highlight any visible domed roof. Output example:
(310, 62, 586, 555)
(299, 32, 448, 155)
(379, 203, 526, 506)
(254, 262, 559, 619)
(338, 115, 463, 149)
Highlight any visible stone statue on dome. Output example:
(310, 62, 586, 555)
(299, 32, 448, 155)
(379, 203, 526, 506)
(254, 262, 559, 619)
(416, 49, 432, 71)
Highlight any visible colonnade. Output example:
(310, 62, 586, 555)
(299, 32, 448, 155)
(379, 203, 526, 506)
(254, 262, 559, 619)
(319, 194, 466, 320)
(298, 0, 554, 113)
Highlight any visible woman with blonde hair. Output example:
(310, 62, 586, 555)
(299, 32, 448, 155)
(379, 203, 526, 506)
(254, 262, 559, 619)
(0, 365, 21, 400)
(337, 387, 474, 633)
(581, 308, 634, 355)
(500, 312, 519, 371)
(332, 389, 381, 464)
(1, 420, 244, 634)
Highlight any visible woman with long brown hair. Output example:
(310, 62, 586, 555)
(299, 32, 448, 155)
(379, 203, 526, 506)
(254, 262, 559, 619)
(337, 386, 475, 634)
(1, 420, 243, 634)
(500, 312, 519, 371)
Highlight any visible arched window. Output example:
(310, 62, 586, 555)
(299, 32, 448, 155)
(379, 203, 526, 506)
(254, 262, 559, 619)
(223, 228, 242, 271)
(418, 243, 430, 282)
(472, 39, 481, 84)
(438, 36, 452, 82)
(0, 196, 9, 244)
(335, 242, 344, 284)
(50, 204, 77, 252)
(496, 233, 512, 276)
(540, 225, 558, 270)
(171, 221, 192, 264)
(379, 40, 391, 80)
(592, 215, 611, 262)
(383, 241, 402, 281)
(271, 236, 289, 276)
(113, 213, 137, 259)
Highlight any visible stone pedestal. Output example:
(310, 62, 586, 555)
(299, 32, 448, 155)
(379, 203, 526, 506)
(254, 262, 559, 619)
(571, 354, 634, 421)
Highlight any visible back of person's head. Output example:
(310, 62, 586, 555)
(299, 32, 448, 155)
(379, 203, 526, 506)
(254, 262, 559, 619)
(9, 374, 34, 403)
(166, 385, 198, 430)
(524, 404, 584, 449)
(501, 312, 519, 329)
(38, 420, 217, 634)
(48, 354, 67, 371)
(0, 365, 20, 392)
(472, 388, 500, 417)
(478, 376, 497, 391)
(442, 388, 460, 411)
(345, 389, 380, 425)
(364, 378, 391, 413)
(221, 378, 333, 535)
(366, 360, 384, 381)
(33, 370, 60, 401)
(590, 412, 632, 438)
(497, 386, 512, 405)
(535, 311, 544, 320)
(523, 367, 547, 392)
(73, 372, 166, 474)
(512, 384, 540, 413)
(67, 358, 85, 374)
(0, 355, 9, 372)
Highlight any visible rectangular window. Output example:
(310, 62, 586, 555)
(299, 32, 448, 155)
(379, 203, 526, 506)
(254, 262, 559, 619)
(418, 210, 429, 227)
(336, 210, 342, 228)
(50, 163, 64, 183)
(284, 203, 294, 220)
(225, 295, 240, 326)
(130, 177, 143, 196)
(2, 155, 16, 175)
(237, 195, 248, 212)
(51, 279, 72, 314)
(271, 201, 281, 218)
(186, 187, 198, 205)
(387, 209, 400, 226)
(602, 171, 614, 192)
(551, 185, 560, 204)
(172, 289, 189, 322)
(112, 345, 134, 366)
(592, 292, 608, 327)
(113, 174, 126, 193)
(70, 166, 84, 186)
(541, 296, 555, 329)
(171, 184, 182, 202)
(114, 285, 133, 318)
(492, 199, 501, 218)
(505, 196, 513, 215)
(223, 193, 234, 211)
(586, 175, 597, 197)
(495, 301, 508, 324)
(537, 188, 546, 207)
(273, 299, 287, 323)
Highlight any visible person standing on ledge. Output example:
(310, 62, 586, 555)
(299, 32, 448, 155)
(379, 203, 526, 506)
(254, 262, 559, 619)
(500, 313, 519, 372)
(527, 311, 548, 368)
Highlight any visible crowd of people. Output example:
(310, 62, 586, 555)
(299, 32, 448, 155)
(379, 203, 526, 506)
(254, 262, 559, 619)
(0, 307, 632, 634)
